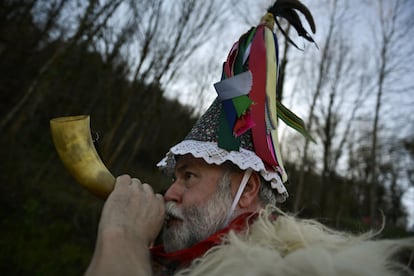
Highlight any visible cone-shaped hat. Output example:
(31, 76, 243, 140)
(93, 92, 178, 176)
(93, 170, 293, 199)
(158, 0, 316, 203)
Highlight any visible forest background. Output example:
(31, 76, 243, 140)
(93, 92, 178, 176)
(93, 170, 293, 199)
(1, 0, 413, 275)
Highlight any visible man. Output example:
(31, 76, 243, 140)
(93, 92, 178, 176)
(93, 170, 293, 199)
(85, 96, 288, 274)
(85, 1, 413, 275)
(86, 0, 309, 272)
(85, 169, 414, 275)
(85, 154, 271, 275)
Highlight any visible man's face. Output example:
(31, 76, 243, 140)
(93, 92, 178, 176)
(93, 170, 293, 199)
(162, 154, 234, 252)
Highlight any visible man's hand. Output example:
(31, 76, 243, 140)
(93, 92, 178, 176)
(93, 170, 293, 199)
(86, 174, 165, 276)
(99, 174, 165, 245)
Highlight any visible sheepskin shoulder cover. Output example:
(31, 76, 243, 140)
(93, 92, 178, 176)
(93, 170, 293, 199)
(174, 206, 414, 276)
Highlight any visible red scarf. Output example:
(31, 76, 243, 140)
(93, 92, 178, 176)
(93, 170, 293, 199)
(150, 212, 257, 272)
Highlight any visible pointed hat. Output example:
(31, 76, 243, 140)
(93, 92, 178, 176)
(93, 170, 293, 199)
(158, 0, 316, 202)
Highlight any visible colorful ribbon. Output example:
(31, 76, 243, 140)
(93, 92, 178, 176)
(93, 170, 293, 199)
(214, 19, 313, 183)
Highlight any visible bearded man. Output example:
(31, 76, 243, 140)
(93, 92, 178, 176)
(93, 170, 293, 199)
(85, 1, 414, 275)
(85, 149, 282, 275)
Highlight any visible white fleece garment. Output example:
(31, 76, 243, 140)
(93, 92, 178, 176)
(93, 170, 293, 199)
(175, 206, 414, 276)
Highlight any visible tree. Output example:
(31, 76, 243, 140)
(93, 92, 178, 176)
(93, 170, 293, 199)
(0, 0, 227, 139)
(0, 0, 125, 134)
(366, 0, 414, 222)
(293, 0, 337, 213)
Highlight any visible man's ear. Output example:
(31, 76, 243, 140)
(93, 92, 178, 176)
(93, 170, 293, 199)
(237, 171, 261, 209)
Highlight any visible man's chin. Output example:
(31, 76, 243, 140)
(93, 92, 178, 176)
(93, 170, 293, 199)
(162, 232, 185, 253)
(165, 218, 183, 229)
(162, 222, 193, 252)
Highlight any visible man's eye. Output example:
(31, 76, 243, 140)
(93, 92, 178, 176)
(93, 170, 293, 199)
(184, 172, 194, 179)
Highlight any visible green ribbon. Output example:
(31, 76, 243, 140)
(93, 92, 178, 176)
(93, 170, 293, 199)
(277, 101, 315, 143)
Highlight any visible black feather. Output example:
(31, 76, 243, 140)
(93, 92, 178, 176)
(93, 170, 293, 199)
(274, 19, 300, 49)
(268, 0, 316, 48)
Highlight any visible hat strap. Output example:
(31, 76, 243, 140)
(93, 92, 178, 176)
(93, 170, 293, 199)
(225, 168, 253, 225)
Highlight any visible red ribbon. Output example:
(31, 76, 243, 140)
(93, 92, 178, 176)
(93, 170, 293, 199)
(249, 25, 277, 167)
(224, 42, 239, 78)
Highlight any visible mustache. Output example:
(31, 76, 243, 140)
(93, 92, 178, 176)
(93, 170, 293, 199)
(165, 201, 185, 221)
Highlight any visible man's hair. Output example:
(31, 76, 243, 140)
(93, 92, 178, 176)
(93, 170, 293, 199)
(257, 175, 278, 206)
(222, 161, 278, 207)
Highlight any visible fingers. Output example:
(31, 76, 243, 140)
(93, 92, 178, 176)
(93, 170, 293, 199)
(131, 178, 143, 190)
(155, 193, 165, 214)
(142, 183, 153, 193)
(114, 175, 143, 191)
(117, 174, 131, 184)
(131, 178, 158, 197)
(114, 175, 162, 199)
(101, 175, 165, 246)
(114, 174, 132, 191)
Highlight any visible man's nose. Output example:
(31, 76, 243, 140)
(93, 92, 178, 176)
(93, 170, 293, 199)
(164, 180, 183, 203)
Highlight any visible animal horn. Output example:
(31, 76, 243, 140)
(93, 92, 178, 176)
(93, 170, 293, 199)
(50, 115, 115, 198)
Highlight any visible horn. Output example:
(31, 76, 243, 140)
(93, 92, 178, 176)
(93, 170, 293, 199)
(50, 115, 115, 198)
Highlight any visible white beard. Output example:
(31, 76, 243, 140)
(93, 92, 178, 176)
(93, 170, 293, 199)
(162, 173, 233, 253)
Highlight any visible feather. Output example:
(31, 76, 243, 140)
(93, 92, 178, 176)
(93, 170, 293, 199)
(268, 0, 316, 48)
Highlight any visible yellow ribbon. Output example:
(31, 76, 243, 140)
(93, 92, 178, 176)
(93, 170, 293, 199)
(260, 12, 275, 29)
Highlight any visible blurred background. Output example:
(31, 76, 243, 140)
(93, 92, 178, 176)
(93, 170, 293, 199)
(1, 0, 413, 274)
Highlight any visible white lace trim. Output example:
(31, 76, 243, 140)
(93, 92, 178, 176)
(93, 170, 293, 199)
(157, 140, 288, 202)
